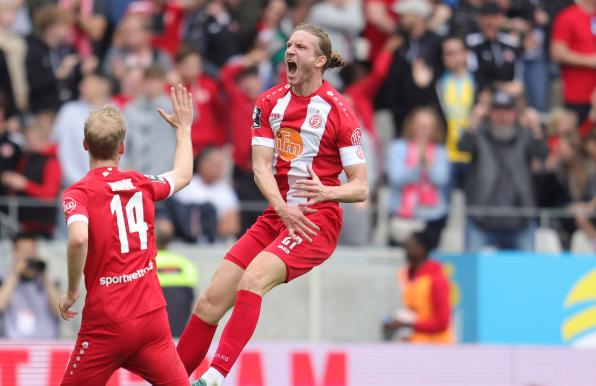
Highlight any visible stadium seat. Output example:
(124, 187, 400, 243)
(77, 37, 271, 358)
(534, 227, 563, 254)
(571, 230, 595, 255)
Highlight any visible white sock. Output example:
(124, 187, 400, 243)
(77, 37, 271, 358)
(201, 367, 225, 385)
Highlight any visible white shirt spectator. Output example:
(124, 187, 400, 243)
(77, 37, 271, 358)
(174, 176, 239, 219)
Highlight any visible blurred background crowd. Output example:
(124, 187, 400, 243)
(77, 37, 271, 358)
(0, 0, 594, 256)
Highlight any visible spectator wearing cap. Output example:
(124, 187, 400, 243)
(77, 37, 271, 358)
(382, 0, 444, 136)
(466, 2, 523, 96)
(458, 91, 548, 252)
(551, 0, 596, 124)
(123, 64, 175, 176)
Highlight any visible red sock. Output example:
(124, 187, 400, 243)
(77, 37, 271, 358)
(176, 314, 218, 376)
(211, 290, 262, 377)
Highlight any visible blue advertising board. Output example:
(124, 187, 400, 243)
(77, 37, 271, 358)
(439, 252, 596, 346)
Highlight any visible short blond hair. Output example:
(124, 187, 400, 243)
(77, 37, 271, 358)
(84, 106, 126, 160)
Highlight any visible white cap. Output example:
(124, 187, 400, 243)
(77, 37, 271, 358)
(394, 0, 433, 18)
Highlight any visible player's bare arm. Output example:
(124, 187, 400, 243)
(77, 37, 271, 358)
(59, 221, 88, 321)
(252, 144, 320, 242)
(292, 163, 368, 205)
(157, 84, 194, 194)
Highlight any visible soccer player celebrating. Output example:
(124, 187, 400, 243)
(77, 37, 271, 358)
(176, 24, 369, 386)
(58, 85, 194, 385)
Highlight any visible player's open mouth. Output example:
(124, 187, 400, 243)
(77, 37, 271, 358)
(287, 60, 297, 74)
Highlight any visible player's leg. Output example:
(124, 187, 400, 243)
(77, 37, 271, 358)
(60, 329, 122, 386)
(176, 260, 244, 375)
(123, 309, 189, 386)
(200, 251, 287, 385)
(177, 212, 279, 376)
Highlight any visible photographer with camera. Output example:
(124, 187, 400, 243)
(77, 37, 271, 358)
(0, 232, 60, 339)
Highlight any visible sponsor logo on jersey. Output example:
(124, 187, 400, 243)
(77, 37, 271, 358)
(309, 113, 322, 129)
(108, 178, 136, 192)
(99, 261, 154, 287)
(145, 174, 166, 184)
(252, 106, 262, 129)
(351, 128, 363, 146)
(63, 197, 76, 214)
(276, 127, 303, 161)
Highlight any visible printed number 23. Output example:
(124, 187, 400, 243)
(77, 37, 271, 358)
(110, 192, 148, 253)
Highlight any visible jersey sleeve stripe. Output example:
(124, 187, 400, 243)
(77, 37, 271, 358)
(252, 137, 275, 148)
(67, 214, 89, 226)
(339, 146, 366, 167)
(161, 173, 175, 198)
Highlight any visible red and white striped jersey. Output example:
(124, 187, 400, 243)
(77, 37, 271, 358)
(251, 81, 366, 207)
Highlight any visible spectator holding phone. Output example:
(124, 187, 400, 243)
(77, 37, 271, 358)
(0, 233, 61, 339)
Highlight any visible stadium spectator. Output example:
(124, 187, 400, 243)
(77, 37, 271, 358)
(386, 107, 450, 247)
(467, 2, 523, 96)
(111, 67, 143, 109)
(26, 5, 83, 114)
(0, 94, 21, 198)
(362, 0, 399, 61)
(102, 13, 171, 83)
(126, 0, 186, 58)
(183, 0, 238, 73)
(427, 0, 453, 36)
(220, 49, 267, 233)
(459, 91, 548, 252)
(382, 231, 453, 344)
(172, 147, 240, 242)
(551, 0, 596, 123)
(501, 0, 551, 112)
(307, 0, 365, 69)
(382, 0, 444, 135)
(155, 219, 198, 338)
(580, 88, 596, 137)
(0, 233, 60, 339)
(545, 107, 577, 152)
(437, 36, 476, 190)
(171, 46, 225, 157)
(2, 118, 61, 238)
(52, 73, 112, 187)
(0, 1, 27, 112)
(58, 0, 110, 60)
(124, 64, 175, 176)
(537, 131, 594, 247)
(255, 0, 290, 74)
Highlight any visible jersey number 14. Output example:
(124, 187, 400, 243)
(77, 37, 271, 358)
(110, 192, 148, 253)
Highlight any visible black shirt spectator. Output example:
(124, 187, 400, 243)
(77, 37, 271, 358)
(467, 2, 520, 93)
(26, 6, 81, 113)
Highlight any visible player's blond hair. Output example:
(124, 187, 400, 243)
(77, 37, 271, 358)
(293, 23, 346, 71)
(84, 106, 126, 160)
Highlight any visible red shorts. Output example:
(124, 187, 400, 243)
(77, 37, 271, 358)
(225, 205, 342, 282)
(60, 307, 188, 386)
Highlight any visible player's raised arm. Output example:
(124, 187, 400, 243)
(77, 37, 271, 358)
(157, 84, 194, 194)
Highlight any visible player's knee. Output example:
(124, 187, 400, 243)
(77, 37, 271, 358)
(237, 271, 267, 295)
(195, 291, 225, 323)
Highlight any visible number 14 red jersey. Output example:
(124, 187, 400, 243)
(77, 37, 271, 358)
(62, 167, 174, 326)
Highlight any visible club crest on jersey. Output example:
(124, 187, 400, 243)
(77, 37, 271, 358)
(351, 128, 363, 146)
(276, 127, 303, 161)
(309, 113, 322, 129)
(252, 106, 262, 129)
(63, 197, 76, 214)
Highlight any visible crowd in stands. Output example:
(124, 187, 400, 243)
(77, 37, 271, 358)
(0, 0, 593, 253)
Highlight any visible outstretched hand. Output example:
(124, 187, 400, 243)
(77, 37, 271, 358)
(292, 165, 331, 206)
(157, 84, 194, 131)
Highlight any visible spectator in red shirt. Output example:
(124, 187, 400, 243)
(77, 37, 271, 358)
(551, 0, 596, 123)
(172, 46, 225, 157)
(220, 48, 267, 233)
(1, 116, 61, 238)
(363, 0, 399, 61)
